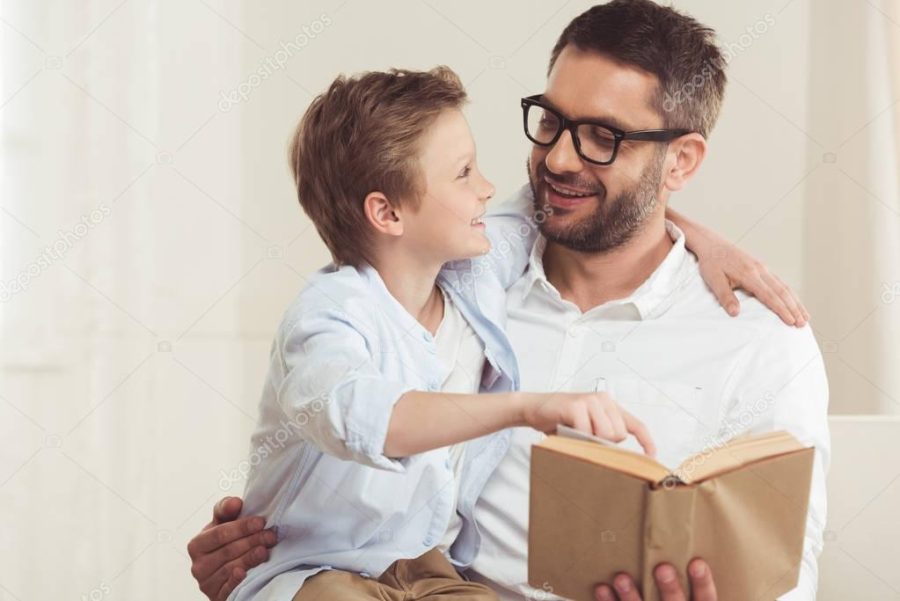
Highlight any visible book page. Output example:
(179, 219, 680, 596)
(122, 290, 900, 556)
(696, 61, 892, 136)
(541, 431, 670, 483)
(674, 430, 805, 483)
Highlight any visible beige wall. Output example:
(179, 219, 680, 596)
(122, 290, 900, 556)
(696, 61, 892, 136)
(1, 1, 898, 599)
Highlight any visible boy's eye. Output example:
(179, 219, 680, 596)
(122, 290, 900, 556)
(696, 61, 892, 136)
(458, 165, 471, 179)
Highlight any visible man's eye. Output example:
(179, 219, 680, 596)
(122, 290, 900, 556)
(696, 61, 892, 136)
(458, 166, 471, 178)
(588, 128, 616, 148)
(539, 116, 557, 129)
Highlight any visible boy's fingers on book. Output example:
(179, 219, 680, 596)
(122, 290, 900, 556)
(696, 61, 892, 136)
(623, 412, 657, 458)
(602, 407, 628, 442)
(567, 404, 593, 436)
(588, 408, 615, 440)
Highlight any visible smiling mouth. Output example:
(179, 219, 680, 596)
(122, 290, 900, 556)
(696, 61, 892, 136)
(544, 178, 595, 199)
(470, 213, 485, 226)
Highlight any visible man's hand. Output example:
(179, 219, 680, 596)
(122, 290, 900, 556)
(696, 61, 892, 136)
(594, 559, 718, 601)
(186, 496, 277, 601)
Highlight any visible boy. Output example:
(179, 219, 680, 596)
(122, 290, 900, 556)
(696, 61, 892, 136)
(228, 66, 654, 601)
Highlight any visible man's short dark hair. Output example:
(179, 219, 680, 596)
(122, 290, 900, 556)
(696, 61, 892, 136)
(549, 0, 727, 138)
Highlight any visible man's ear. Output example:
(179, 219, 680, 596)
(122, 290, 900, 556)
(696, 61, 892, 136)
(663, 133, 707, 192)
(363, 191, 404, 237)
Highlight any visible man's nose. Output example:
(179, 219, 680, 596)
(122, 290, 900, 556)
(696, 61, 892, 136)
(544, 129, 583, 174)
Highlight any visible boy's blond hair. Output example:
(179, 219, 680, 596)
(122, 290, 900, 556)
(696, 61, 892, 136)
(289, 66, 468, 267)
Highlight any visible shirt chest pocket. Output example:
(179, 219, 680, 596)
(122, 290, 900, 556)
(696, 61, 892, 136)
(593, 375, 710, 467)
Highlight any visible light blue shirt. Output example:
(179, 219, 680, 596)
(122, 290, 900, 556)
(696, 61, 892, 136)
(229, 187, 538, 601)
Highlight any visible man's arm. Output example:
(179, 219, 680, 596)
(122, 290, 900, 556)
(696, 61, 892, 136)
(719, 320, 830, 600)
(186, 497, 276, 601)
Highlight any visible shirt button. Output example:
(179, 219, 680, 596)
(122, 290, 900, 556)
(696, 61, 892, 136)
(424, 536, 435, 546)
(568, 325, 582, 337)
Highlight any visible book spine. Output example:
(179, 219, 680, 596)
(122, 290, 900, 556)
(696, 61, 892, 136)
(641, 484, 697, 601)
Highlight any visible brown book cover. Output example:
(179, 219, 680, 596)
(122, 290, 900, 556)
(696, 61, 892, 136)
(528, 429, 815, 601)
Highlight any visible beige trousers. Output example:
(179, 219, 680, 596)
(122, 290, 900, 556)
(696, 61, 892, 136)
(292, 548, 499, 601)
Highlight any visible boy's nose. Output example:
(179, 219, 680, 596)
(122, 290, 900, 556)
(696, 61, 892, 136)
(481, 179, 495, 202)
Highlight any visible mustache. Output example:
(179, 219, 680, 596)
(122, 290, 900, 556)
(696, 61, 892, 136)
(535, 161, 605, 196)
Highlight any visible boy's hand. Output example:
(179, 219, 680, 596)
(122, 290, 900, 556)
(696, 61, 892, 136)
(666, 205, 808, 327)
(522, 391, 656, 457)
(687, 224, 808, 327)
(696, 239, 808, 327)
(186, 497, 277, 601)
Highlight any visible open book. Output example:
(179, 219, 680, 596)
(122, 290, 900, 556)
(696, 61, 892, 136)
(528, 428, 815, 601)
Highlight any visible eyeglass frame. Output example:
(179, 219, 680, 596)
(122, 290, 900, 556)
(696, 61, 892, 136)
(521, 94, 694, 166)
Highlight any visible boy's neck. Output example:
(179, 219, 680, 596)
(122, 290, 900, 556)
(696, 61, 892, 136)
(369, 250, 445, 336)
(541, 211, 673, 314)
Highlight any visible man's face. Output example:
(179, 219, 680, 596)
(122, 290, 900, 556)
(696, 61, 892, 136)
(528, 46, 669, 253)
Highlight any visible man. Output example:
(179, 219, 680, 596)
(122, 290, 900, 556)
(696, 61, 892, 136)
(188, 2, 828, 600)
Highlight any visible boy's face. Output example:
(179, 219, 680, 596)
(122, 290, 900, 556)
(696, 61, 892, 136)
(401, 108, 494, 264)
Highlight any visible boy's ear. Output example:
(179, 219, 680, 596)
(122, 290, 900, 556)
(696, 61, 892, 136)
(662, 133, 707, 192)
(363, 191, 404, 237)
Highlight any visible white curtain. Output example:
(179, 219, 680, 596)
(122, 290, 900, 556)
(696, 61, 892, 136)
(804, 0, 900, 415)
(1, 1, 261, 598)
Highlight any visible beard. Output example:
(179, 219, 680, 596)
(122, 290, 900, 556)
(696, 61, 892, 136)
(527, 147, 666, 253)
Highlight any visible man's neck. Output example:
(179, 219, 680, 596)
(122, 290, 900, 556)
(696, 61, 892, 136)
(368, 247, 445, 336)
(541, 212, 674, 314)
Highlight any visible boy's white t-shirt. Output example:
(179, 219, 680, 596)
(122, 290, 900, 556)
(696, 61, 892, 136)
(433, 287, 487, 553)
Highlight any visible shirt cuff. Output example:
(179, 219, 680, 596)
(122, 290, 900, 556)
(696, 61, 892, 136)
(339, 376, 417, 472)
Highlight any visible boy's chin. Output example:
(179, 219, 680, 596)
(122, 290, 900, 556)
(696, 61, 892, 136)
(467, 238, 492, 258)
(439, 236, 492, 264)
(445, 245, 490, 263)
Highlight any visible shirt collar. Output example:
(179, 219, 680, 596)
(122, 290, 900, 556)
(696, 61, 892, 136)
(523, 220, 694, 320)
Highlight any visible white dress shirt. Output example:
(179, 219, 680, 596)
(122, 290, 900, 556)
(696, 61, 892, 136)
(468, 215, 830, 601)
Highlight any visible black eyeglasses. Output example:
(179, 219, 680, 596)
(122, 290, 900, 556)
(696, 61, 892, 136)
(521, 95, 692, 166)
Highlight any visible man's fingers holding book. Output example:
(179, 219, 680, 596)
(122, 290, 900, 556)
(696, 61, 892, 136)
(594, 572, 642, 601)
(593, 560, 718, 601)
(684, 559, 717, 600)
(655, 560, 717, 601)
